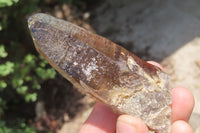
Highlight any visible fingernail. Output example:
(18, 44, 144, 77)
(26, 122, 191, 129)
(117, 115, 137, 133)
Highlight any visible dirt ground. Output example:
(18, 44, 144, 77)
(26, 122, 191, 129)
(38, 0, 200, 132)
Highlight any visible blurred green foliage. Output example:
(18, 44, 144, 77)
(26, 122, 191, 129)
(0, 0, 99, 131)
(0, 119, 36, 133)
(0, 0, 19, 8)
(0, 0, 57, 132)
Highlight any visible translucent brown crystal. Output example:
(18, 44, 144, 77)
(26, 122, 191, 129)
(28, 13, 172, 133)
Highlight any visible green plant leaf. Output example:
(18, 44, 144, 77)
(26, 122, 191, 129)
(12, 78, 23, 88)
(36, 67, 56, 80)
(32, 80, 40, 90)
(0, 80, 7, 91)
(0, 0, 20, 8)
(16, 86, 28, 95)
(0, 45, 8, 58)
(25, 76, 32, 82)
(0, 24, 2, 31)
(25, 93, 37, 102)
(0, 61, 14, 76)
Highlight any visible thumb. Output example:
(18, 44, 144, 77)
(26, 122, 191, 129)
(116, 115, 149, 133)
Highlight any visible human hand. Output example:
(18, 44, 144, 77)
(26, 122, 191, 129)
(79, 61, 195, 133)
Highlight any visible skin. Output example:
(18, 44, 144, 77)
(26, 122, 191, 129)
(79, 61, 195, 133)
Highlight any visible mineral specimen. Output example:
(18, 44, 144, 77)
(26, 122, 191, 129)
(28, 13, 172, 133)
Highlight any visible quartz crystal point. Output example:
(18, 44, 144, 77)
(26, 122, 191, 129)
(28, 13, 172, 133)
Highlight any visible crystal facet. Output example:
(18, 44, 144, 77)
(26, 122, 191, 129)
(28, 13, 172, 133)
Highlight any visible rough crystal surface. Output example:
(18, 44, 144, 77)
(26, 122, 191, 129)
(28, 13, 172, 133)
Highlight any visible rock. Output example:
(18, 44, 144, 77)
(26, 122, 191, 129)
(28, 13, 172, 133)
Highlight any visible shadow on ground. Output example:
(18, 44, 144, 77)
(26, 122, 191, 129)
(90, 0, 200, 61)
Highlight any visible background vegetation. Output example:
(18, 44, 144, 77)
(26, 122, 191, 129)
(0, 0, 97, 132)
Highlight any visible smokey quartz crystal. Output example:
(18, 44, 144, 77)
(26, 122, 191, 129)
(28, 13, 172, 133)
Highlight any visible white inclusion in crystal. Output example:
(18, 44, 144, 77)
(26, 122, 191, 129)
(82, 57, 98, 81)
(73, 62, 78, 66)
